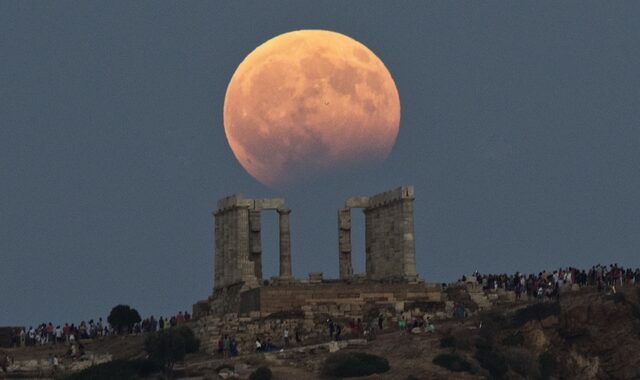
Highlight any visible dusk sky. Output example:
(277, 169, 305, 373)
(2, 1, 639, 327)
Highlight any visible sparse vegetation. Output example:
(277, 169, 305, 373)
(475, 343, 507, 380)
(503, 347, 536, 377)
(249, 366, 272, 380)
(538, 351, 557, 380)
(321, 351, 390, 377)
(501, 331, 524, 346)
(144, 326, 199, 372)
(432, 353, 472, 373)
(440, 327, 474, 350)
(511, 302, 560, 328)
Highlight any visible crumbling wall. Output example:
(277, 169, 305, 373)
(365, 186, 417, 281)
(214, 195, 255, 290)
(213, 195, 289, 291)
(193, 283, 447, 356)
(339, 186, 417, 281)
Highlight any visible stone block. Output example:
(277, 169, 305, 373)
(309, 272, 323, 283)
(345, 196, 370, 208)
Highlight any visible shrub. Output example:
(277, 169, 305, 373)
(144, 329, 186, 371)
(503, 347, 535, 377)
(501, 331, 524, 346)
(511, 302, 560, 328)
(478, 308, 510, 342)
(321, 352, 390, 377)
(175, 326, 200, 353)
(62, 359, 159, 380)
(107, 305, 141, 334)
(475, 345, 507, 380)
(249, 366, 272, 380)
(440, 335, 455, 348)
(440, 328, 474, 350)
(432, 353, 472, 373)
(538, 351, 557, 380)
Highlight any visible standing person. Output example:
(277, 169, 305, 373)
(378, 314, 384, 331)
(46, 323, 54, 343)
(217, 337, 224, 357)
(176, 312, 185, 325)
(328, 319, 335, 338)
(398, 314, 406, 330)
(230, 337, 238, 357)
(283, 327, 289, 347)
(158, 317, 165, 330)
(335, 325, 342, 341)
(295, 328, 301, 344)
(223, 335, 230, 359)
(255, 337, 262, 352)
(54, 326, 62, 344)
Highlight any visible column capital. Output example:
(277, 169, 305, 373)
(277, 208, 291, 215)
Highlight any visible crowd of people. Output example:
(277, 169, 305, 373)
(9, 310, 193, 352)
(462, 263, 640, 300)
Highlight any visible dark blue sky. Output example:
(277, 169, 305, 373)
(2, 1, 639, 327)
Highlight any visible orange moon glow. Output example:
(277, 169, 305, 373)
(223, 30, 400, 187)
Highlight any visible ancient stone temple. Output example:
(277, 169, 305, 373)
(194, 186, 438, 320)
(192, 186, 446, 355)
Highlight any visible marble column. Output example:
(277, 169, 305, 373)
(278, 208, 292, 278)
(338, 208, 353, 279)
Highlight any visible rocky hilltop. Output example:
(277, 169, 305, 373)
(2, 286, 639, 379)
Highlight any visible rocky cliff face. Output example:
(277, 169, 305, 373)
(517, 288, 640, 380)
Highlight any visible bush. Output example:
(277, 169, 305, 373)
(62, 359, 159, 380)
(107, 305, 141, 334)
(321, 352, 390, 377)
(475, 345, 507, 380)
(511, 302, 560, 328)
(144, 329, 186, 371)
(175, 326, 200, 353)
(249, 366, 272, 380)
(503, 347, 535, 377)
(440, 328, 474, 350)
(538, 351, 557, 380)
(501, 331, 524, 346)
(432, 353, 472, 373)
(440, 335, 455, 348)
(143, 325, 199, 372)
(478, 308, 510, 342)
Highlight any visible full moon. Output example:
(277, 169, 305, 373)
(223, 30, 400, 187)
